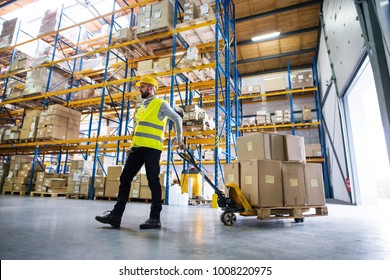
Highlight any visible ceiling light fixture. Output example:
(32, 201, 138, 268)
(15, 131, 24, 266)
(251, 31, 281, 42)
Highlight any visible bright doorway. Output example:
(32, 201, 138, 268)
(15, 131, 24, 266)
(345, 58, 390, 205)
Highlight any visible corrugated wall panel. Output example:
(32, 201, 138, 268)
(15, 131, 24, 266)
(317, 30, 351, 203)
(322, 0, 365, 93)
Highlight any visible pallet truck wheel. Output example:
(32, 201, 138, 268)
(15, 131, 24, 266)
(221, 211, 237, 226)
(294, 218, 304, 223)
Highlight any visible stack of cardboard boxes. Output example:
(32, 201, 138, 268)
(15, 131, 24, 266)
(0, 18, 18, 49)
(67, 160, 93, 195)
(183, 104, 215, 131)
(20, 110, 40, 141)
(38, 8, 82, 43)
(302, 105, 312, 121)
(224, 132, 325, 208)
(2, 126, 20, 142)
(256, 111, 271, 125)
(9, 56, 32, 72)
(94, 175, 106, 197)
(22, 67, 69, 97)
(2, 155, 41, 192)
(264, 75, 287, 92)
(105, 165, 123, 197)
(35, 172, 62, 192)
(0, 163, 10, 192)
(43, 176, 67, 194)
(183, 1, 199, 22)
(291, 70, 314, 89)
(37, 105, 81, 140)
(136, 4, 152, 35)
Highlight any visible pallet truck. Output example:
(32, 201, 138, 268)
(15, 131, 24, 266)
(177, 147, 257, 226)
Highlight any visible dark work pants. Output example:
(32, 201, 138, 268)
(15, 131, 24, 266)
(112, 147, 162, 219)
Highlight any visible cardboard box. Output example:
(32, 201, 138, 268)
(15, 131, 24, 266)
(107, 166, 123, 181)
(305, 144, 314, 157)
(264, 133, 285, 161)
(137, 60, 153, 72)
(140, 173, 148, 185)
(2, 182, 13, 192)
(150, 0, 174, 30)
(44, 178, 67, 188)
(264, 76, 287, 92)
(94, 187, 105, 196)
(237, 133, 267, 161)
(304, 163, 325, 206)
(240, 160, 283, 207)
(312, 144, 322, 157)
(282, 162, 307, 206)
(224, 162, 240, 186)
(47, 104, 70, 117)
(284, 135, 306, 162)
(105, 180, 119, 197)
(139, 185, 166, 200)
(130, 182, 140, 198)
(139, 185, 152, 199)
(302, 105, 312, 121)
(155, 57, 171, 72)
(47, 187, 67, 193)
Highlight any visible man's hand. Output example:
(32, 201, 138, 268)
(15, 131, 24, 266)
(126, 148, 132, 157)
(177, 141, 185, 150)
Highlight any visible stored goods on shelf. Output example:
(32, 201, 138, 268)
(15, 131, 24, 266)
(0, 163, 10, 191)
(291, 70, 314, 89)
(302, 105, 312, 121)
(263, 74, 287, 92)
(2, 126, 20, 142)
(183, 1, 199, 22)
(241, 85, 261, 95)
(20, 110, 40, 141)
(36, 105, 81, 140)
(0, 18, 18, 49)
(38, 8, 86, 44)
(22, 68, 69, 97)
(255, 110, 271, 125)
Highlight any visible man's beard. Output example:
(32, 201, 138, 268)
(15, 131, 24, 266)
(141, 90, 149, 99)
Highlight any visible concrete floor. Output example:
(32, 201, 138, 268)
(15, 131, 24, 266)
(0, 195, 389, 260)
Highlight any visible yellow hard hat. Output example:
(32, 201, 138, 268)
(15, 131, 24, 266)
(136, 75, 159, 90)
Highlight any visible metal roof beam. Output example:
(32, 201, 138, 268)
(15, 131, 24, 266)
(240, 64, 312, 77)
(237, 48, 317, 64)
(236, 0, 322, 23)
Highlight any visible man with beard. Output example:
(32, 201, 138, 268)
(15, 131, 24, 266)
(95, 75, 184, 229)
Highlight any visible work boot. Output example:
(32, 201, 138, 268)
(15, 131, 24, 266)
(95, 210, 121, 228)
(139, 218, 161, 229)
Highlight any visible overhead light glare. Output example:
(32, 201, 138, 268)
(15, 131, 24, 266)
(251, 32, 280, 42)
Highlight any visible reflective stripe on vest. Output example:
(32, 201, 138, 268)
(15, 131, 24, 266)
(131, 98, 167, 150)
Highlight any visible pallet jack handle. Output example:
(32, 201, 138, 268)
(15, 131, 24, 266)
(176, 147, 224, 197)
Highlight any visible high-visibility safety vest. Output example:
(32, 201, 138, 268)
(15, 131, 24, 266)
(131, 98, 168, 151)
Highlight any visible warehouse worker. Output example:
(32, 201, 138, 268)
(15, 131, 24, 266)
(95, 75, 184, 229)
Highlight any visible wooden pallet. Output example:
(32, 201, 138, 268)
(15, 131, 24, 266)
(129, 197, 165, 203)
(94, 195, 117, 201)
(2, 190, 27, 196)
(66, 193, 88, 200)
(30, 191, 67, 198)
(255, 205, 328, 220)
(135, 26, 171, 39)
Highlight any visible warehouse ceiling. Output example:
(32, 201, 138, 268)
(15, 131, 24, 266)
(0, 0, 322, 77)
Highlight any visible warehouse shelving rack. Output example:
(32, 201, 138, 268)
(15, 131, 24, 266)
(0, 0, 240, 200)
